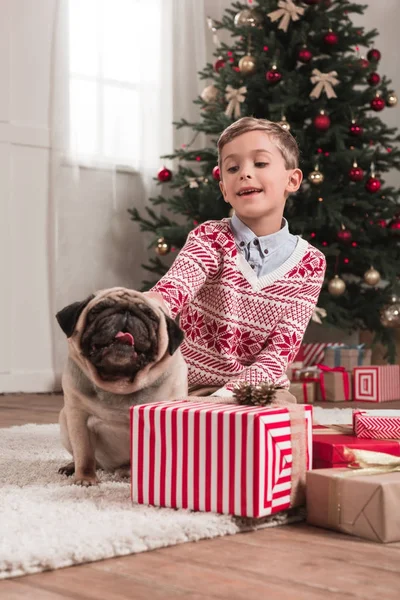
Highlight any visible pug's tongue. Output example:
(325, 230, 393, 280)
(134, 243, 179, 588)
(115, 331, 134, 346)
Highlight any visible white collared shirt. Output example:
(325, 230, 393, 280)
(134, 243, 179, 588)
(229, 214, 298, 278)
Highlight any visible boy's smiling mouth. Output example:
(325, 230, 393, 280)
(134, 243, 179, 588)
(237, 187, 263, 197)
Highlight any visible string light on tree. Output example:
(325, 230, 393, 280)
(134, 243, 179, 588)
(328, 275, 346, 296)
(364, 266, 381, 286)
(389, 217, 400, 234)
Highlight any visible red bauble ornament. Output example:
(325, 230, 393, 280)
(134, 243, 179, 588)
(368, 72, 381, 86)
(313, 111, 331, 132)
(214, 58, 225, 73)
(157, 166, 172, 182)
(323, 31, 339, 46)
(337, 228, 352, 243)
(365, 176, 382, 193)
(389, 218, 400, 234)
(266, 67, 282, 84)
(348, 164, 364, 182)
(212, 165, 220, 181)
(377, 219, 387, 228)
(371, 95, 385, 111)
(367, 48, 381, 62)
(298, 47, 313, 63)
(349, 121, 363, 136)
(359, 58, 369, 69)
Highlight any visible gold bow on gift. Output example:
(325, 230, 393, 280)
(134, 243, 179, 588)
(268, 0, 305, 33)
(309, 69, 340, 99)
(344, 448, 400, 476)
(224, 85, 247, 119)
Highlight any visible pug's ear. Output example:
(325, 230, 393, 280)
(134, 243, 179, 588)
(164, 314, 185, 355)
(56, 295, 95, 337)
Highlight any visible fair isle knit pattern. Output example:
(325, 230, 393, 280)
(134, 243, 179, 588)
(151, 219, 326, 392)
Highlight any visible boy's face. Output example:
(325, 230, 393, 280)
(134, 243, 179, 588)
(219, 130, 302, 234)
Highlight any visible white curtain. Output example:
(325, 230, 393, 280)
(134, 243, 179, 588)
(48, 0, 207, 379)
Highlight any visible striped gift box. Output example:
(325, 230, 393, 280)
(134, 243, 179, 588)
(130, 401, 313, 518)
(353, 410, 400, 439)
(353, 365, 400, 402)
(301, 343, 337, 367)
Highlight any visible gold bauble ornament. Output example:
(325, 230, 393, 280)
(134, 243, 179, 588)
(238, 54, 256, 75)
(308, 167, 324, 186)
(387, 92, 398, 107)
(155, 237, 170, 256)
(363, 266, 381, 286)
(234, 9, 263, 28)
(380, 302, 400, 328)
(201, 84, 219, 104)
(328, 275, 346, 296)
(277, 115, 291, 131)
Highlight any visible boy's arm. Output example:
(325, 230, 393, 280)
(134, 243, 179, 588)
(213, 254, 326, 396)
(148, 226, 219, 319)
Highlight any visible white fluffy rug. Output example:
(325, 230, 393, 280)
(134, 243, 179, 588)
(0, 408, 350, 580)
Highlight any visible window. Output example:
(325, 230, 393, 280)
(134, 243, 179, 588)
(68, 0, 161, 167)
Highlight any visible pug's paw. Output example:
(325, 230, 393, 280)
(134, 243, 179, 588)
(58, 461, 75, 476)
(73, 474, 99, 486)
(114, 465, 131, 479)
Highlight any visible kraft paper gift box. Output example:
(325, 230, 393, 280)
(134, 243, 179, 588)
(312, 425, 400, 469)
(353, 409, 400, 440)
(353, 365, 400, 402)
(323, 344, 371, 371)
(130, 399, 313, 518)
(290, 381, 316, 404)
(306, 465, 400, 543)
(317, 366, 352, 402)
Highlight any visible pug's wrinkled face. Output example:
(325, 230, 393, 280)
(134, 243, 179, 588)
(80, 298, 160, 381)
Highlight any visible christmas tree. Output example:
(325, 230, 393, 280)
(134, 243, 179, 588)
(129, 0, 400, 359)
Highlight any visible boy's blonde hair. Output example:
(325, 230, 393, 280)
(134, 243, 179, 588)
(217, 117, 299, 171)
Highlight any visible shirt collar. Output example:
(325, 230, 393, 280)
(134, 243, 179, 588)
(230, 214, 291, 252)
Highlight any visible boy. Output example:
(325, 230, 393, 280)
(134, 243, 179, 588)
(148, 117, 326, 398)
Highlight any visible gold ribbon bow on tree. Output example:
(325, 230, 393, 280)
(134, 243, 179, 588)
(310, 69, 340, 99)
(268, 0, 305, 33)
(225, 85, 247, 119)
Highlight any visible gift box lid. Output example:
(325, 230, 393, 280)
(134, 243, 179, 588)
(312, 426, 400, 465)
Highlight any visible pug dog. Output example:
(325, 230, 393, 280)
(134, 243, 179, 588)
(56, 287, 187, 486)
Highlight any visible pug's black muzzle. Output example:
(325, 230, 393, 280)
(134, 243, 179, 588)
(80, 299, 160, 381)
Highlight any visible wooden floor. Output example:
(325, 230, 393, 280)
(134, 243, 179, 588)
(1, 393, 400, 599)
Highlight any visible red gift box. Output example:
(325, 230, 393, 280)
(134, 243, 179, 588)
(353, 409, 400, 440)
(130, 400, 313, 518)
(312, 425, 400, 468)
(353, 365, 400, 402)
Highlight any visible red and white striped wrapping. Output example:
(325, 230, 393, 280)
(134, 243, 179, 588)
(353, 410, 400, 440)
(299, 343, 333, 367)
(130, 401, 313, 518)
(353, 365, 400, 402)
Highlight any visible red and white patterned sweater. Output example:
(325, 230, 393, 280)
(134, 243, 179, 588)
(151, 219, 326, 393)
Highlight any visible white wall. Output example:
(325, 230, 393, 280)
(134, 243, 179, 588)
(0, 0, 399, 393)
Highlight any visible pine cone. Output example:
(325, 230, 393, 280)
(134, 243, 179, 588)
(232, 382, 253, 405)
(250, 382, 277, 406)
